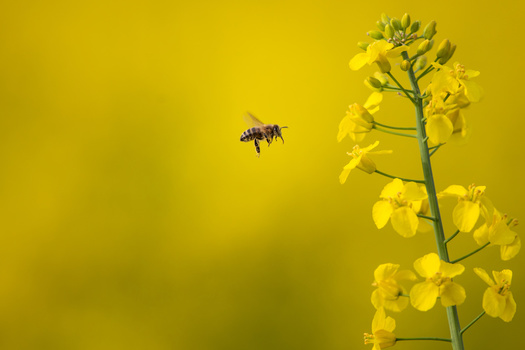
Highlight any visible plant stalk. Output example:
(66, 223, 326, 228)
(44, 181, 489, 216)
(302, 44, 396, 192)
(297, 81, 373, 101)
(402, 51, 464, 350)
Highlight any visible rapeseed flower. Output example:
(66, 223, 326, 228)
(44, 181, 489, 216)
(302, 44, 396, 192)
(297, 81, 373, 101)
(364, 307, 397, 350)
(339, 141, 392, 184)
(474, 268, 516, 322)
(338, 92, 382, 143)
(371, 263, 417, 312)
(350, 40, 408, 73)
(473, 209, 520, 260)
(410, 253, 466, 311)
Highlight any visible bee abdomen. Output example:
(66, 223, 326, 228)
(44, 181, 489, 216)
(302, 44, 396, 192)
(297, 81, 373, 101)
(240, 127, 262, 142)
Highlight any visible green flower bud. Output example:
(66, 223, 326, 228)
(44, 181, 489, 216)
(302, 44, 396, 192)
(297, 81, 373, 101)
(401, 13, 411, 29)
(427, 39, 434, 51)
(365, 76, 383, 91)
(413, 55, 428, 72)
(376, 21, 386, 31)
(381, 13, 391, 24)
(384, 24, 395, 39)
(368, 30, 384, 40)
(373, 72, 389, 86)
(358, 41, 370, 51)
(423, 20, 437, 39)
(410, 20, 421, 34)
(417, 39, 431, 55)
(439, 43, 456, 64)
(390, 18, 402, 31)
(400, 60, 411, 71)
(436, 39, 451, 58)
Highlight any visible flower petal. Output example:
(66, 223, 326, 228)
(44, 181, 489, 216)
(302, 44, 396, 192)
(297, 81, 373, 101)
(413, 253, 440, 278)
(501, 236, 521, 261)
(439, 281, 466, 307)
(500, 292, 516, 322)
(349, 53, 369, 71)
(364, 92, 383, 110)
(482, 287, 506, 317)
(410, 281, 439, 311)
(440, 261, 465, 278)
(453, 201, 480, 232)
(391, 207, 419, 237)
(474, 267, 495, 286)
(374, 263, 400, 281)
(373, 201, 394, 229)
(380, 179, 404, 198)
(440, 185, 467, 198)
(426, 114, 453, 144)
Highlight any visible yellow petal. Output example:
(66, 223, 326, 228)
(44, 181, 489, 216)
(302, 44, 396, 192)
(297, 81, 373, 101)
(439, 281, 466, 307)
(493, 269, 513, 286)
(373, 201, 393, 229)
(380, 179, 404, 198)
(501, 236, 521, 261)
(453, 201, 480, 232)
(364, 92, 383, 110)
(473, 224, 489, 245)
(410, 281, 439, 311)
(357, 154, 377, 174)
(440, 185, 467, 198)
(426, 114, 453, 144)
(362, 140, 380, 152)
(385, 45, 409, 58)
(383, 294, 409, 312)
(440, 261, 465, 278)
(482, 287, 506, 317)
(473, 267, 495, 286)
(339, 168, 352, 184)
(337, 115, 351, 142)
(391, 207, 419, 237)
(500, 292, 516, 322)
(371, 289, 384, 309)
(489, 222, 516, 245)
(394, 270, 417, 281)
(374, 263, 400, 281)
(402, 182, 427, 201)
(461, 79, 482, 102)
(413, 253, 440, 278)
(349, 52, 369, 71)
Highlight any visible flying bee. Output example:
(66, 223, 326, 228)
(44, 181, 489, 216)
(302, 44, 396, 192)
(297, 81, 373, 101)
(240, 112, 288, 157)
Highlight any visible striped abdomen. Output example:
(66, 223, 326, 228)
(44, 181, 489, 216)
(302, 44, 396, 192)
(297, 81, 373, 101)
(240, 127, 266, 142)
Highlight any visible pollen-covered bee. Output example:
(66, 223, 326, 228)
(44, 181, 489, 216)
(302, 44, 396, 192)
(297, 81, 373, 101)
(240, 113, 288, 157)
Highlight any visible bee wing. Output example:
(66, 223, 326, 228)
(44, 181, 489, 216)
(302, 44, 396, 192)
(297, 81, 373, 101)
(243, 112, 265, 127)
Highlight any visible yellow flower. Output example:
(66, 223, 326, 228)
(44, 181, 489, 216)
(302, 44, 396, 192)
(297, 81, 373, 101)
(439, 184, 493, 232)
(423, 91, 471, 145)
(430, 62, 482, 102)
(474, 268, 516, 322)
(364, 308, 397, 350)
(473, 209, 520, 260)
(339, 141, 392, 184)
(338, 92, 383, 143)
(410, 253, 466, 311)
(372, 179, 427, 237)
(371, 263, 417, 312)
(350, 40, 409, 73)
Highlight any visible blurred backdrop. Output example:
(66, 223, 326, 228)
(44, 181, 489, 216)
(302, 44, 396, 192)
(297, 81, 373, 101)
(0, 0, 523, 349)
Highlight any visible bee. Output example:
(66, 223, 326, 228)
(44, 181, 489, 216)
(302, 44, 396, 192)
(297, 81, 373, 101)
(240, 113, 288, 157)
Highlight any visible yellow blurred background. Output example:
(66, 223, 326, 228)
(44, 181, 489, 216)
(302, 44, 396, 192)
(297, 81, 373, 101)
(0, 0, 523, 349)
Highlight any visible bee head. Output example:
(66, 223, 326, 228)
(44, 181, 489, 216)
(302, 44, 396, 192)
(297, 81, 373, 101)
(274, 125, 288, 143)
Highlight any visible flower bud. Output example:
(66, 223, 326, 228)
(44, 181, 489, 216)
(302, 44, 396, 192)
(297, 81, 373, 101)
(390, 18, 402, 31)
(384, 24, 394, 39)
(400, 60, 411, 71)
(413, 55, 428, 72)
(373, 72, 389, 86)
(376, 21, 386, 31)
(365, 76, 383, 91)
(423, 20, 437, 39)
(410, 20, 421, 34)
(401, 13, 411, 29)
(427, 39, 434, 51)
(381, 13, 390, 24)
(436, 39, 450, 58)
(417, 39, 431, 55)
(358, 41, 370, 51)
(439, 43, 456, 64)
(368, 30, 384, 40)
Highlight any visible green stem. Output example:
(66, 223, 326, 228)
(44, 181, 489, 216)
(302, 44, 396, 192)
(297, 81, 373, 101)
(451, 242, 490, 264)
(444, 230, 460, 245)
(373, 125, 417, 138)
(397, 337, 451, 342)
(386, 72, 416, 104)
(461, 311, 485, 334)
(418, 214, 436, 221)
(402, 51, 464, 350)
(374, 121, 416, 130)
(374, 170, 425, 184)
(416, 66, 434, 81)
(429, 145, 442, 157)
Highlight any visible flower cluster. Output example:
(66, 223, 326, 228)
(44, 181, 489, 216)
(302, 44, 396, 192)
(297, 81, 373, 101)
(341, 13, 518, 350)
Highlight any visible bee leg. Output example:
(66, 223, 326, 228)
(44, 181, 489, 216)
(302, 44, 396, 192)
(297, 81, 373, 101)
(266, 135, 272, 147)
(254, 139, 261, 157)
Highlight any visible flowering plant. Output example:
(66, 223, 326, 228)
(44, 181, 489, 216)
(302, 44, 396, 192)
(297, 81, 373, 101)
(340, 13, 519, 350)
